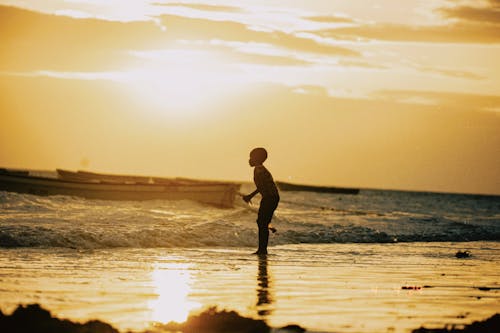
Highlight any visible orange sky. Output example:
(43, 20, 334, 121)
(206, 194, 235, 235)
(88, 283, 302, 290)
(1, 0, 499, 195)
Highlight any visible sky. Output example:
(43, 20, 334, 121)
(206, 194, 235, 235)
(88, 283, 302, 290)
(0, 0, 499, 195)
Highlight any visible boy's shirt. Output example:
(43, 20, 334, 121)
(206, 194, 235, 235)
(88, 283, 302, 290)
(254, 165, 279, 199)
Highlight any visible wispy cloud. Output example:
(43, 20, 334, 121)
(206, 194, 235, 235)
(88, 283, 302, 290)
(307, 1, 500, 44)
(303, 15, 355, 24)
(1, 70, 127, 81)
(157, 14, 359, 56)
(337, 59, 388, 70)
(417, 66, 485, 80)
(311, 22, 500, 44)
(134, 43, 312, 67)
(439, 1, 500, 24)
(0, 4, 358, 73)
(153, 2, 244, 13)
(291, 85, 329, 96)
(374, 89, 500, 112)
(249, 83, 500, 114)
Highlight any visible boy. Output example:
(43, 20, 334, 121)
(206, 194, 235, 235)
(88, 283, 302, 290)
(243, 147, 280, 255)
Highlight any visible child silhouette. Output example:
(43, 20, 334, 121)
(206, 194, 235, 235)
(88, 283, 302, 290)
(243, 148, 280, 255)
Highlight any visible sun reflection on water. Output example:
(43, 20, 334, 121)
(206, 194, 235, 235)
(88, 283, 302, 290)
(148, 263, 200, 324)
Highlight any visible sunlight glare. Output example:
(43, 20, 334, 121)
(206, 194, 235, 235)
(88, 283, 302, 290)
(148, 265, 200, 323)
(124, 49, 242, 117)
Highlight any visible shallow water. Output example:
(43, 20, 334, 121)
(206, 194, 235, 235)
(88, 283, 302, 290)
(0, 243, 499, 333)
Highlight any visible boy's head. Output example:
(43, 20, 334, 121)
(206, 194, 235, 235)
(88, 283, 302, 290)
(249, 147, 267, 166)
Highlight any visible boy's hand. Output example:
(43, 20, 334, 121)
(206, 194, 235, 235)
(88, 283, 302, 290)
(242, 194, 252, 203)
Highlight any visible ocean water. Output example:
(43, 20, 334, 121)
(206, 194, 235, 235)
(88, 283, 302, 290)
(0, 188, 499, 248)
(0, 188, 499, 332)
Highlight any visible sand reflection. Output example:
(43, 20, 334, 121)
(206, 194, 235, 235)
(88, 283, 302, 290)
(148, 264, 200, 323)
(256, 255, 274, 317)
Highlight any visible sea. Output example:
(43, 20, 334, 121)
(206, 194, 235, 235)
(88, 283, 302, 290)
(0, 187, 499, 332)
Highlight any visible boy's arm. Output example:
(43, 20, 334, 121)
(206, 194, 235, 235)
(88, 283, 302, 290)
(243, 189, 259, 203)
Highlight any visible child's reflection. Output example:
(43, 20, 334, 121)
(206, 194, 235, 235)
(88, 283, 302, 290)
(256, 255, 274, 317)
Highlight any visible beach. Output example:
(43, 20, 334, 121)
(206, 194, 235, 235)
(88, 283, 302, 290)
(0, 189, 499, 332)
(0, 243, 499, 332)
(2, 1, 500, 331)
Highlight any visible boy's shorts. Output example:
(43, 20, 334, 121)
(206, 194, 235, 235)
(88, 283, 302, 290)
(257, 197, 279, 227)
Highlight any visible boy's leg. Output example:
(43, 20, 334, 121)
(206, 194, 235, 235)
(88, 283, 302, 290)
(268, 198, 279, 233)
(257, 221, 269, 254)
(256, 199, 278, 254)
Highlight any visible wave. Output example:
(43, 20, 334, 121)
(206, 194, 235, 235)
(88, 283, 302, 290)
(1, 191, 499, 249)
(1, 217, 498, 249)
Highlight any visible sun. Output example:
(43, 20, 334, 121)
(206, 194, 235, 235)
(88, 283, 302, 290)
(123, 49, 242, 118)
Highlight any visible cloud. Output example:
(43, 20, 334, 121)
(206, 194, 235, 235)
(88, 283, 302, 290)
(244, 83, 500, 115)
(308, 1, 500, 44)
(439, 3, 500, 24)
(416, 66, 485, 80)
(303, 15, 354, 24)
(487, 0, 500, 7)
(291, 85, 329, 96)
(280, 84, 500, 114)
(0, 5, 358, 72)
(1, 70, 128, 81)
(374, 90, 500, 112)
(312, 22, 500, 44)
(157, 14, 359, 56)
(131, 42, 313, 67)
(153, 2, 244, 13)
(224, 50, 311, 66)
(338, 59, 387, 70)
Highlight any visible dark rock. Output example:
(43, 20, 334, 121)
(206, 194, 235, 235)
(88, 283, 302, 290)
(0, 304, 119, 333)
(412, 313, 500, 332)
(162, 306, 270, 333)
(279, 324, 306, 332)
(0, 304, 272, 333)
(455, 250, 471, 258)
(402, 286, 422, 290)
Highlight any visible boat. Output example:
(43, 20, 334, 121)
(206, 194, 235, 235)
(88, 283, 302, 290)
(56, 169, 231, 186)
(56, 169, 152, 184)
(276, 181, 359, 195)
(0, 168, 241, 208)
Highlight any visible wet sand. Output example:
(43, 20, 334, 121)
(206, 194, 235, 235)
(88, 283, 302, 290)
(0, 242, 499, 332)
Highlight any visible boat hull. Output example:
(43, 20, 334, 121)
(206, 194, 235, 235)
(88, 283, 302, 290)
(0, 173, 240, 208)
